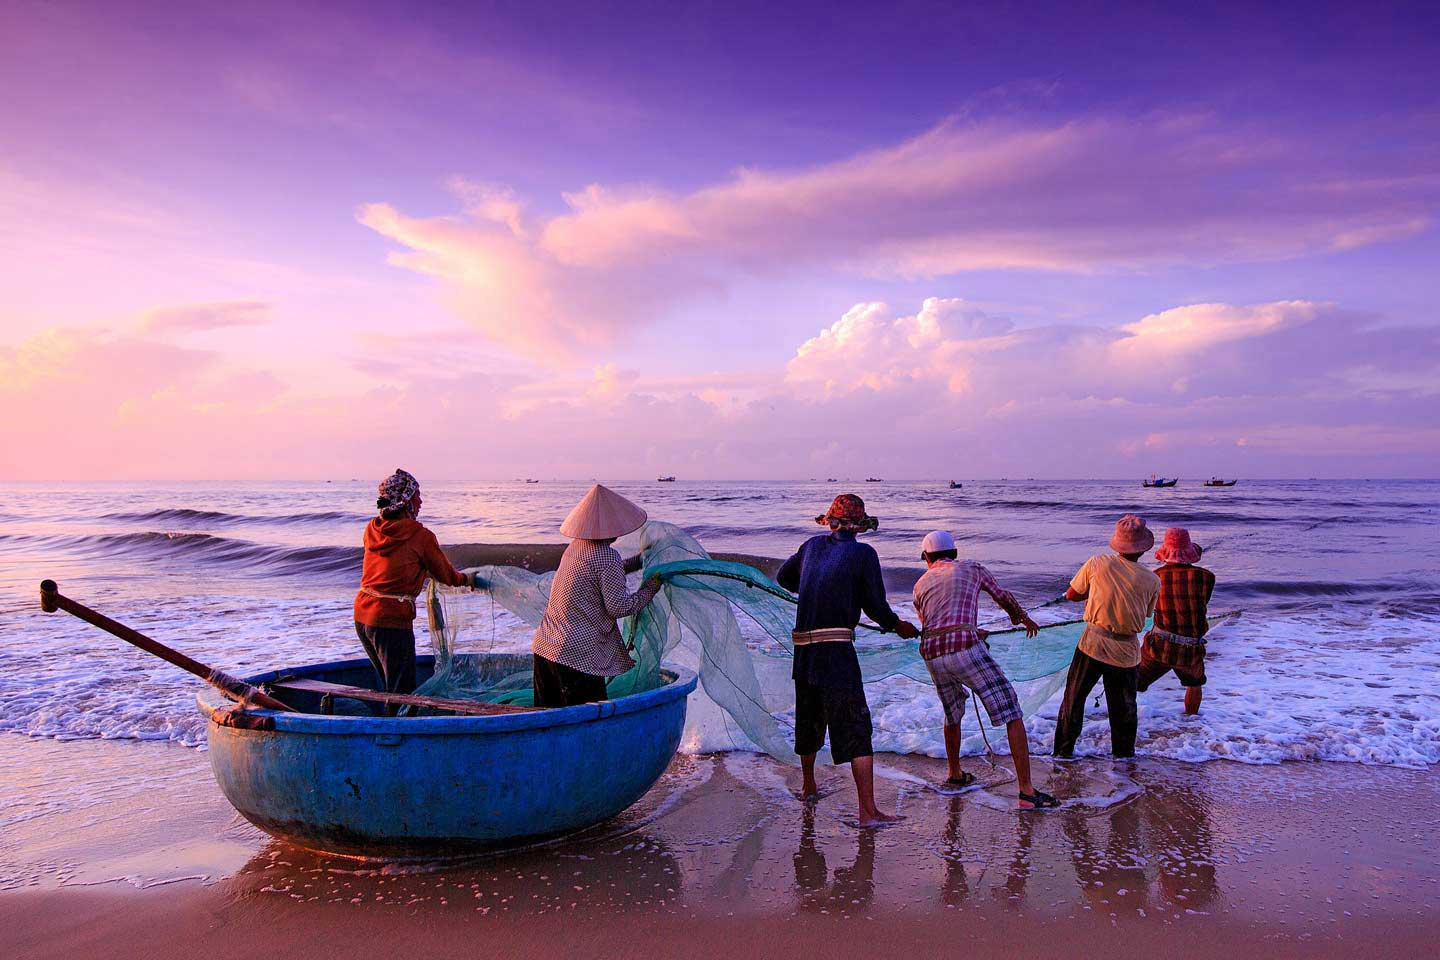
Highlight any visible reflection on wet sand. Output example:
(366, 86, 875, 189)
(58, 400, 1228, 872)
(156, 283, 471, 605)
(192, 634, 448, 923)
(218, 830, 686, 916)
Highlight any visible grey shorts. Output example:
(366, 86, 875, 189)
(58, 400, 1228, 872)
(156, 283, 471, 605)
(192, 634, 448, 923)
(925, 644, 1023, 727)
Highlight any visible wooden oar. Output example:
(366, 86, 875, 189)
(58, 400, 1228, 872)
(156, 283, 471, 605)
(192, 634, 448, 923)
(39, 579, 295, 713)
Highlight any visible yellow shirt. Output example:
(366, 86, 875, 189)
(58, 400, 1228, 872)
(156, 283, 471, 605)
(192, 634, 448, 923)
(1070, 554, 1160, 667)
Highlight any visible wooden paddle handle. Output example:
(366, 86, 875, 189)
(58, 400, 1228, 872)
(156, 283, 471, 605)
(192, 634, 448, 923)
(39, 580, 294, 713)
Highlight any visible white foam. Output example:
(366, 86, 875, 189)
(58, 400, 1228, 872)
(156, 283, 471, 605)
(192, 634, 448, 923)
(8, 593, 1439, 770)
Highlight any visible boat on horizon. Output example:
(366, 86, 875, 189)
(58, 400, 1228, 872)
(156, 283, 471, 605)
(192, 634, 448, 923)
(1205, 478, 1238, 487)
(948, 480, 962, 489)
(657, 475, 677, 482)
(864, 477, 883, 483)
(1143, 475, 1179, 488)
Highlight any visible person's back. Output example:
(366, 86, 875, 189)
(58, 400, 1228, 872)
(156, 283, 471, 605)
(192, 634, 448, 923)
(1153, 562, 1215, 640)
(352, 469, 470, 708)
(355, 516, 461, 628)
(776, 494, 916, 827)
(1053, 515, 1160, 760)
(533, 538, 641, 677)
(912, 558, 1016, 656)
(782, 532, 893, 635)
(1074, 553, 1161, 640)
(1139, 528, 1215, 714)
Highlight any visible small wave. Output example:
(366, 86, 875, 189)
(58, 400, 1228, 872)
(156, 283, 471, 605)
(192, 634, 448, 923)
(2, 531, 361, 579)
(99, 508, 366, 527)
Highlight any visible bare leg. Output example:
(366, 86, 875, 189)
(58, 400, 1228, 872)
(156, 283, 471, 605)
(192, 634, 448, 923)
(1184, 686, 1202, 715)
(943, 722, 964, 780)
(1006, 719, 1038, 805)
(850, 755, 901, 826)
(800, 752, 819, 800)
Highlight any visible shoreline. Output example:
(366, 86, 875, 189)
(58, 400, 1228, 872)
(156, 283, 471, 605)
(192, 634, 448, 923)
(3, 733, 1436, 958)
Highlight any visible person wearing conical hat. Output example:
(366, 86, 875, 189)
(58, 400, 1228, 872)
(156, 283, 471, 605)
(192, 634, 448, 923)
(776, 493, 919, 827)
(354, 469, 474, 712)
(1138, 528, 1215, 715)
(1052, 515, 1161, 759)
(531, 484, 662, 708)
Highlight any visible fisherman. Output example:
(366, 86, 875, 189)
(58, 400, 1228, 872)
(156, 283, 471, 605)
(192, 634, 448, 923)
(1052, 515, 1160, 759)
(1138, 527, 1215, 715)
(354, 469, 474, 712)
(777, 493, 919, 827)
(531, 484, 662, 708)
(911, 530, 1058, 808)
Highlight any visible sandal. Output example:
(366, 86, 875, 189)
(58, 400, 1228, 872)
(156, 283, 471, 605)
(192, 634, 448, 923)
(1019, 790, 1060, 809)
(944, 771, 979, 788)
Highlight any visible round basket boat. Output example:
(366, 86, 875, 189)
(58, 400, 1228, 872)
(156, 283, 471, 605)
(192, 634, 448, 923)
(196, 654, 697, 858)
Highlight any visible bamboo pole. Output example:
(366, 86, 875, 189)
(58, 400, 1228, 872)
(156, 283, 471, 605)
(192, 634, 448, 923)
(38, 580, 295, 713)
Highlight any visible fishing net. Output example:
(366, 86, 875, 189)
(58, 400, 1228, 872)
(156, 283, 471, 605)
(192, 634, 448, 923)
(418, 521, 1085, 762)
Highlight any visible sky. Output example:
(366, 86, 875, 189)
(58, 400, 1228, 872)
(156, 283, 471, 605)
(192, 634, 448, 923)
(2, 0, 1439, 480)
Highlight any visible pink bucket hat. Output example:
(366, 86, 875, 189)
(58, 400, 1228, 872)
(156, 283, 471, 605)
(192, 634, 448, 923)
(1155, 527, 1203, 564)
(1109, 514, 1155, 554)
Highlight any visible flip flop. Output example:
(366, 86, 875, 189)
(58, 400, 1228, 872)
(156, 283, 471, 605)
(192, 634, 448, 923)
(1019, 790, 1060, 809)
(944, 771, 979, 788)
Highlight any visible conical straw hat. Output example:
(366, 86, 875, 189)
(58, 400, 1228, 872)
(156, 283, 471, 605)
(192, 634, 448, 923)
(559, 484, 648, 540)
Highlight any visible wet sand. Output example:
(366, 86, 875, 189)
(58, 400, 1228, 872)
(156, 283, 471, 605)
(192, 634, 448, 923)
(2, 734, 1436, 959)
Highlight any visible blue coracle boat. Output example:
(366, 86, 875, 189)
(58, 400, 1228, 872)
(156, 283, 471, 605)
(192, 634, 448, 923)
(196, 654, 697, 858)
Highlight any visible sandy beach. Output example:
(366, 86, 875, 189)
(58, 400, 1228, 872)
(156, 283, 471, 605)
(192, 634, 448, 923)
(3, 732, 1436, 960)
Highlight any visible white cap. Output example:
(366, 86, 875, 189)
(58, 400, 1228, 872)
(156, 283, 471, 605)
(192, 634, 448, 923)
(921, 530, 956, 556)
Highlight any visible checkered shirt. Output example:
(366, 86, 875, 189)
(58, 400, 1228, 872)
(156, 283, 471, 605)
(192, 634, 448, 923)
(912, 559, 1027, 661)
(532, 539, 660, 677)
(1153, 563, 1215, 640)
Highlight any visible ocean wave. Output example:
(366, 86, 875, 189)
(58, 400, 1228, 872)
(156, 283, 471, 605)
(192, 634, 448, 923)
(0, 531, 361, 579)
(98, 508, 366, 526)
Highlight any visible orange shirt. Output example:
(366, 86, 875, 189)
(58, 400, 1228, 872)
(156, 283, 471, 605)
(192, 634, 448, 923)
(352, 517, 467, 629)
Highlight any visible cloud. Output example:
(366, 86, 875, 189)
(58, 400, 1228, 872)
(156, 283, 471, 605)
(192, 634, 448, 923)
(5, 297, 1436, 480)
(142, 300, 273, 334)
(362, 114, 1437, 358)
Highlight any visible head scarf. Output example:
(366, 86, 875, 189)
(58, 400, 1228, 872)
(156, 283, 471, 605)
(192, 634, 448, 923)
(377, 468, 420, 516)
(815, 493, 879, 534)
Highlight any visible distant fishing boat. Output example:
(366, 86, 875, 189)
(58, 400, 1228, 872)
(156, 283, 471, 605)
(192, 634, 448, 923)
(864, 477, 883, 483)
(657, 476, 676, 482)
(1205, 478, 1238, 487)
(1143, 475, 1178, 488)
(948, 480, 962, 489)
(524, 479, 540, 484)
(826, 477, 838, 482)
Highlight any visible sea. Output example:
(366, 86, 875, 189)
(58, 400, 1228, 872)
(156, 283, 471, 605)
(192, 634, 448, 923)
(2, 479, 1437, 768)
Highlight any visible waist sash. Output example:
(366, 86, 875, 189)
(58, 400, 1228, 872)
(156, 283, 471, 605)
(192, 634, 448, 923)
(1146, 625, 1205, 646)
(920, 622, 979, 640)
(791, 627, 856, 646)
(358, 586, 416, 605)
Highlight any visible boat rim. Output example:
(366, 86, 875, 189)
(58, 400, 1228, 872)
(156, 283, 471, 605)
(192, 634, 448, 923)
(197, 656, 698, 736)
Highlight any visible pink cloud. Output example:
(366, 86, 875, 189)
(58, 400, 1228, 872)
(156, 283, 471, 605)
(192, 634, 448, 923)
(5, 296, 1435, 480)
(361, 115, 1436, 358)
(142, 300, 273, 334)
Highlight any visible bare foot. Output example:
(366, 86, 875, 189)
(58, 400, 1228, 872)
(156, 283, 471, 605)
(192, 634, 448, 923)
(857, 810, 905, 827)
(800, 780, 820, 802)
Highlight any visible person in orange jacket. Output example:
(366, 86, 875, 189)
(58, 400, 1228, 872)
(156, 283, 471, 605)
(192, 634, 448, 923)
(353, 469, 472, 710)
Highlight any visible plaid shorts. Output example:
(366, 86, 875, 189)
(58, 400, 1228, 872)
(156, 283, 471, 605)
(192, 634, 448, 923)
(925, 643, 1023, 727)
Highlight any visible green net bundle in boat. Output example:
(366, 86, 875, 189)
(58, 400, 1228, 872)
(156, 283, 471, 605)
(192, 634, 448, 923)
(420, 521, 1087, 761)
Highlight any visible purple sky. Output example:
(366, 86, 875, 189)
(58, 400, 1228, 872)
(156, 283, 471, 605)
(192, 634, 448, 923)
(3, 0, 1438, 479)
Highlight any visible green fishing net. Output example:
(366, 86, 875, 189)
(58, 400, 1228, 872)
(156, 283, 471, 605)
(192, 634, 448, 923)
(419, 521, 1086, 762)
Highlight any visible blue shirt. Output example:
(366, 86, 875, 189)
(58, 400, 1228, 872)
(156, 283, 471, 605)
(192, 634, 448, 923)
(778, 531, 901, 686)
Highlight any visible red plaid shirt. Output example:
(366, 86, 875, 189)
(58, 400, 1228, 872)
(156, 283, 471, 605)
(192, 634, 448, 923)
(1153, 563, 1215, 639)
(912, 559, 1027, 660)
